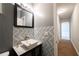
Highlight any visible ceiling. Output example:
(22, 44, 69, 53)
(57, 3, 76, 20)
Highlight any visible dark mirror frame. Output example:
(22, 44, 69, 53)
(14, 3, 34, 28)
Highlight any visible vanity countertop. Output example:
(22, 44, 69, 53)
(13, 42, 42, 56)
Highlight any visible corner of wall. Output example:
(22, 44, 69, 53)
(71, 39, 79, 55)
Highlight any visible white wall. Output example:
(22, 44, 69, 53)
(34, 3, 53, 27)
(71, 4, 79, 55)
(57, 15, 60, 40)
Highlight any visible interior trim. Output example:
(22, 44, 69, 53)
(71, 40, 79, 55)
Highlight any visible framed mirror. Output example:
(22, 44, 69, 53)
(14, 3, 34, 28)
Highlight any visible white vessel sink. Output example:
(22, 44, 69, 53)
(21, 39, 38, 48)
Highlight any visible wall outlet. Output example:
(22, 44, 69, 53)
(44, 32, 48, 36)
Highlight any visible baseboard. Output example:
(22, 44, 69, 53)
(71, 39, 79, 55)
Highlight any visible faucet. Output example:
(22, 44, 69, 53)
(24, 35, 30, 40)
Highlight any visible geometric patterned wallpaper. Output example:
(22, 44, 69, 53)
(34, 26, 54, 56)
(13, 26, 54, 56)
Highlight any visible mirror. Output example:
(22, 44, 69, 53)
(14, 3, 34, 28)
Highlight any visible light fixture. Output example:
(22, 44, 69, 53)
(21, 3, 44, 17)
(22, 3, 33, 12)
(57, 8, 67, 15)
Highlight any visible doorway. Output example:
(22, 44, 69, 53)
(60, 22, 70, 40)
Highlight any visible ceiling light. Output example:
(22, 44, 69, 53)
(57, 8, 66, 15)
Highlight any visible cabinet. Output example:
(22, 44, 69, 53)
(9, 42, 42, 56)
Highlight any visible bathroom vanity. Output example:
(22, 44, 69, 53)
(9, 40, 42, 56)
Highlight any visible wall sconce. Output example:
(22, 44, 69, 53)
(0, 4, 2, 14)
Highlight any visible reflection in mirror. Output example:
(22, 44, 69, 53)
(14, 3, 34, 28)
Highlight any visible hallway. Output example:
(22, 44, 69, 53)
(58, 40, 77, 56)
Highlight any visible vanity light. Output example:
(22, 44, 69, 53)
(22, 4, 41, 17)
(0, 4, 2, 14)
(19, 3, 44, 17)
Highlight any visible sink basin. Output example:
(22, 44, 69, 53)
(21, 39, 38, 48)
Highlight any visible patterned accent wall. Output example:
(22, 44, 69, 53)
(13, 26, 54, 56)
(13, 27, 34, 46)
(34, 26, 54, 56)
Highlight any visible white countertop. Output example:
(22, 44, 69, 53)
(13, 42, 42, 56)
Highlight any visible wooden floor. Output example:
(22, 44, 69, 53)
(58, 40, 77, 56)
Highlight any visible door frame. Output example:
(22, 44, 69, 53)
(53, 3, 59, 56)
